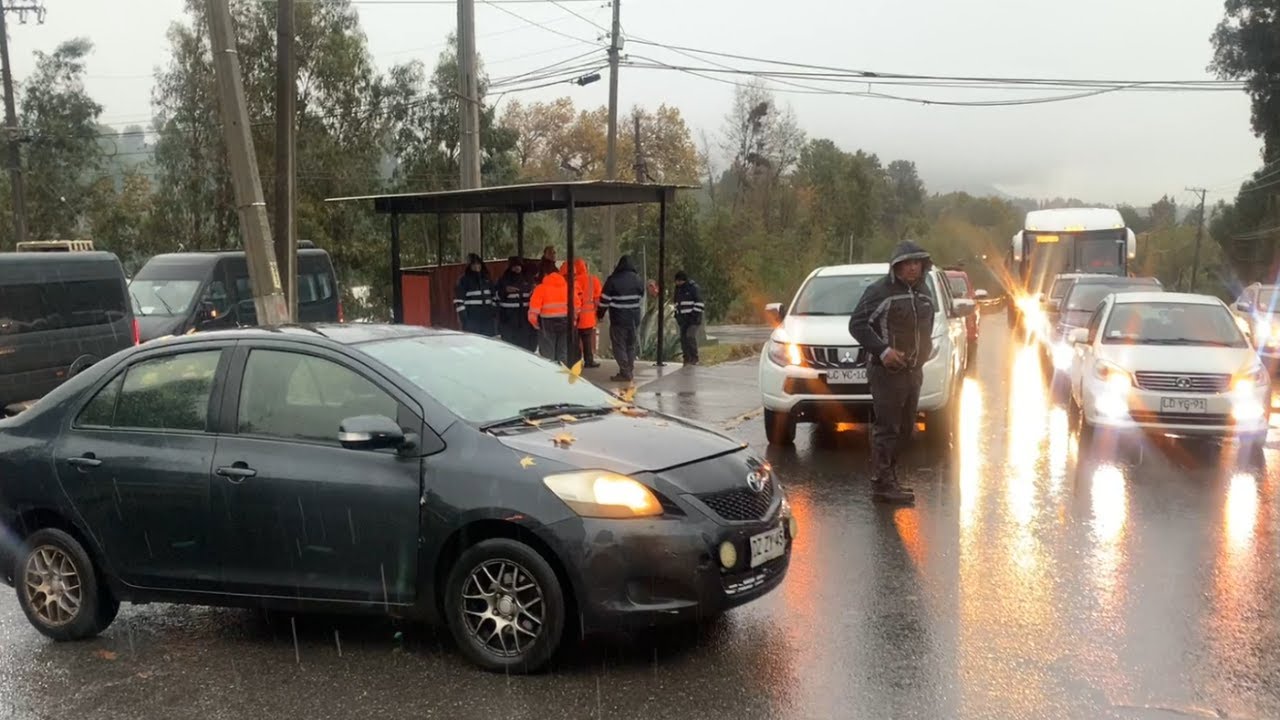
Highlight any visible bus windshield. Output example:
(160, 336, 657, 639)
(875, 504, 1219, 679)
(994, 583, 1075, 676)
(1021, 229, 1125, 294)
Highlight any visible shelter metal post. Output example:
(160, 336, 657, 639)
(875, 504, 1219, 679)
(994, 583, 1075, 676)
(516, 211, 525, 258)
(566, 189, 577, 365)
(436, 214, 444, 267)
(390, 212, 403, 324)
(656, 192, 667, 366)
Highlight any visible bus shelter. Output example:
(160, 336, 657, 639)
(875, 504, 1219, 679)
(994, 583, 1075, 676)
(327, 181, 693, 365)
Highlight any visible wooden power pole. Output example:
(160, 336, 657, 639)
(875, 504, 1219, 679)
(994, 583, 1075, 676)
(207, 0, 289, 326)
(275, 0, 297, 320)
(457, 0, 482, 257)
(601, 0, 623, 272)
(1187, 186, 1207, 292)
(0, 1, 43, 248)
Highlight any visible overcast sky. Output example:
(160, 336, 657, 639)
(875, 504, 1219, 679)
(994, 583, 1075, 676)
(10, 0, 1261, 209)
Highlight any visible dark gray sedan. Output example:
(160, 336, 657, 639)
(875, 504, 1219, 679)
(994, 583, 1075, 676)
(0, 325, 794, 672)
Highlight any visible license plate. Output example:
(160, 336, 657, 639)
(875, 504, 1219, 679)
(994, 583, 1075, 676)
(749, 525, 787, 568)
(1161, 397, 1208, 413)
(825, 368, 867, 384)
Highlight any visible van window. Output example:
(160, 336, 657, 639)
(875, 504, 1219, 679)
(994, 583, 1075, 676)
(0, 279, 127, 335)
(130, 279, 201, 317)
(298, 272, 334, 304)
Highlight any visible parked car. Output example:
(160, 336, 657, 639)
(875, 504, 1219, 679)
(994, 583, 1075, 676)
(1067, 292, 1268, 456)
(0, 325, 794, 673)
(758, 263, 973, 446)
(944, 268, 987, 365)
(0, 252, 137, 416)
(1231, 282, 1280, 372)
(129, 243, 341, 342)
(1044, 275, 1163, 399)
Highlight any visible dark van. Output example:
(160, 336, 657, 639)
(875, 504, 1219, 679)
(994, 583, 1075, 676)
(130, 246, 341, 342)
(0, 252, 136, 413)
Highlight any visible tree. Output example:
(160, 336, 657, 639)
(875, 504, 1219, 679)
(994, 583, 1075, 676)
(20, 38, 105, 241)
(1212, 1, 1280, 163)
(1149, 194, 1178, 229)
(883, 160, 927, 241)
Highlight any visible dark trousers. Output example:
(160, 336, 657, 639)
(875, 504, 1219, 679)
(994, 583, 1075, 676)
(679, 323, 700, 364)
(539, 317, 570, 365)
(610, 322, 640, 378)
(576, 327, 597, 366)
(501, 319, 538, 352)
(868, 363, 923, 485)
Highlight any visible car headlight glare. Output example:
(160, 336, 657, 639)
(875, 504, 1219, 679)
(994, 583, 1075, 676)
(767, 339, 803, 367)
(543, 471, 663, 519)
(1093, 360, 1132, 389)
(1052, 342, 1073, 371)
(1233, 363, 1268, 392)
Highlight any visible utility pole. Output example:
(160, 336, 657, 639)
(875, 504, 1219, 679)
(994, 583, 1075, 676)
(207, 0, 289, 325)
(1187, 186, 1207, 292)
(633, 109, 644, 229)
(0, 1, 42, 249)
(457, 0, 482, 257)
(601, 0, 622, 272)
(274, 0, 297, 320)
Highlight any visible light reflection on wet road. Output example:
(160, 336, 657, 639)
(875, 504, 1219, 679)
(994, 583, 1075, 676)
(2, 322, 1279, 719)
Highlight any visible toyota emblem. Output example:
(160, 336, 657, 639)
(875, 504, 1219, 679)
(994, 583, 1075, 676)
(1176, 377, 1192, 389)
(746, 468, 769, 493)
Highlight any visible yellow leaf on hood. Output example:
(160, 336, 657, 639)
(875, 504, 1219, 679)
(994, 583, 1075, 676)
(560, 359, 585, 385)
(519, 455, 536, 469)
(552, 432, 576, 448)
(557, 414, 579, 423)
(617, 386, 637, 403)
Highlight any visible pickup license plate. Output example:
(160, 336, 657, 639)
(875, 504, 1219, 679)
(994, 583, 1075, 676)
(1161, 397, 1208, 414)
(749, 525, 787, 568)
(825, 368, 867, 384)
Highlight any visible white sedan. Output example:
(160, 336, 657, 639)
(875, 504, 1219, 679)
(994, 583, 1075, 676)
(1067, 292, 1270, 452)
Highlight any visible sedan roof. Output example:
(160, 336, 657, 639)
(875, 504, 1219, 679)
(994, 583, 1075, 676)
(1112, 291, 1220, 306)
(140, 323, 458, 350)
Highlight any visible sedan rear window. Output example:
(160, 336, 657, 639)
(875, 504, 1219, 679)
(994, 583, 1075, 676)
(360, 335, 617, 424)
(1103, 303, 1247, 347)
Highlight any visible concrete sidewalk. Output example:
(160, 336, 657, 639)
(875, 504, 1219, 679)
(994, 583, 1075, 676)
(583, 357, 763, 429)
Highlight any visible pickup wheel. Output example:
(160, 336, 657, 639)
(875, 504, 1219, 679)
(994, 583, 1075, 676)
(764, 409, 796, 445)
(14, 528, 118, 642)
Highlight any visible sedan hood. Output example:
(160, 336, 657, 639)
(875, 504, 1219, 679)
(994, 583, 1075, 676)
(494, 410, 744, 482)
(776, 315, 856, 346)
(136, 315, 186, 342)
(1097, 345, 1259, 375)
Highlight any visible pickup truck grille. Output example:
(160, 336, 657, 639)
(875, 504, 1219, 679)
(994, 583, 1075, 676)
(1133, 372, 1230, 393)
(800, 345, 865, 369)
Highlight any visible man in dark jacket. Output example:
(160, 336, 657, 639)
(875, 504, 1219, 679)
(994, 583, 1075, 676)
(599, 255, 645, 381)
(495, 256, 536, 350)
(673, 271, 704, 366)
(848, 240, 936, 506)
(454, 253, 497, 336)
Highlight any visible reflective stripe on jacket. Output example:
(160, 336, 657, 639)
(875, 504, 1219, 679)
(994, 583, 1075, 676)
(674, 280, 705, 326)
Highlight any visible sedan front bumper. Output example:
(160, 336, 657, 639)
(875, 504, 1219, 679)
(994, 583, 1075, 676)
(1083, 377, 1270, 438)
(546, 499, 794, 635)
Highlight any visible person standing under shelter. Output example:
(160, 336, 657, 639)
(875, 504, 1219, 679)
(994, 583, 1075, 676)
(528, 265, 578, 365)
(537, 245, 557, 282)
(674, 271, 704, 366)
(564, 258, 602, 368)
(495, 256, 536, 350)
(847, 240, 935, 506)
(600, 254, 644, 382)
(454, 253, 497, 336)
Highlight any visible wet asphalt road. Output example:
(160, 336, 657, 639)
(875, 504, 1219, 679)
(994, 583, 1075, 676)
(3, 321, 1280, 720)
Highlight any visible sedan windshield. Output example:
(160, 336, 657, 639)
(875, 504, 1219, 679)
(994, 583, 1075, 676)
(360, 334, 618, 424)
(129, 279, 200, 317)
(1102, 303, 1247, 347)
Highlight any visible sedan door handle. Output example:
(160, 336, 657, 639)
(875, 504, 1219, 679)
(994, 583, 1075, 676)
(65, 454, 102, 470)
(215, 463, 257, 482)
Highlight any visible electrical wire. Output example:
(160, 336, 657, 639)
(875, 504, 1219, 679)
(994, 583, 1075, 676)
(548, 0, 608, 35)
(478, 0, 602, 49)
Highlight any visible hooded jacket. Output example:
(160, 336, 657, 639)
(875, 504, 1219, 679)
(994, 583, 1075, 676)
(561, 258, 602, 329)
(599, 255, 645, 327)
(495, 258, 533, 327)
(528, 270, 580, 329)
(848, 240, 936, 368)
(674, 277, 704, 327)
(454, 253, 497, 335)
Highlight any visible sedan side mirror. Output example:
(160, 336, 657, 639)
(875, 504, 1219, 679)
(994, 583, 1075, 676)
(952, 299, 976, 317)
(974, 289, 989, 300)
(1068, 327, 1089, 345)
(765, 302, 784, 326)
(339, 414, 415, 452)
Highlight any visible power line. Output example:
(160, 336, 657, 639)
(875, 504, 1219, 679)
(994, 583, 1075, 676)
(548, 0, 608, 35)
(478, 0, 602, 49)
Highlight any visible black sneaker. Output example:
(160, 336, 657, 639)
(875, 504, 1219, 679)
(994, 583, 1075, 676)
(610, 373, 630, 382)
(873, 486, 915, 506)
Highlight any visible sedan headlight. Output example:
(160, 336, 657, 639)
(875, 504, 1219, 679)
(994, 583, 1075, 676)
(1092, 359, 1132, 389)
(1232, 363, 1269, 393)
(543, 471, 663, 519)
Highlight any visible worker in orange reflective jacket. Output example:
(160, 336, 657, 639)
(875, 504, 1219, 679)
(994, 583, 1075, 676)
(528, 268, 580, 365)
(562, 258, 603, 368)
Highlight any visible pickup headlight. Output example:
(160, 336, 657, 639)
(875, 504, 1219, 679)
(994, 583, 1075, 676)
(543, 471, 663, 518)
(767, 339, 803, 367)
